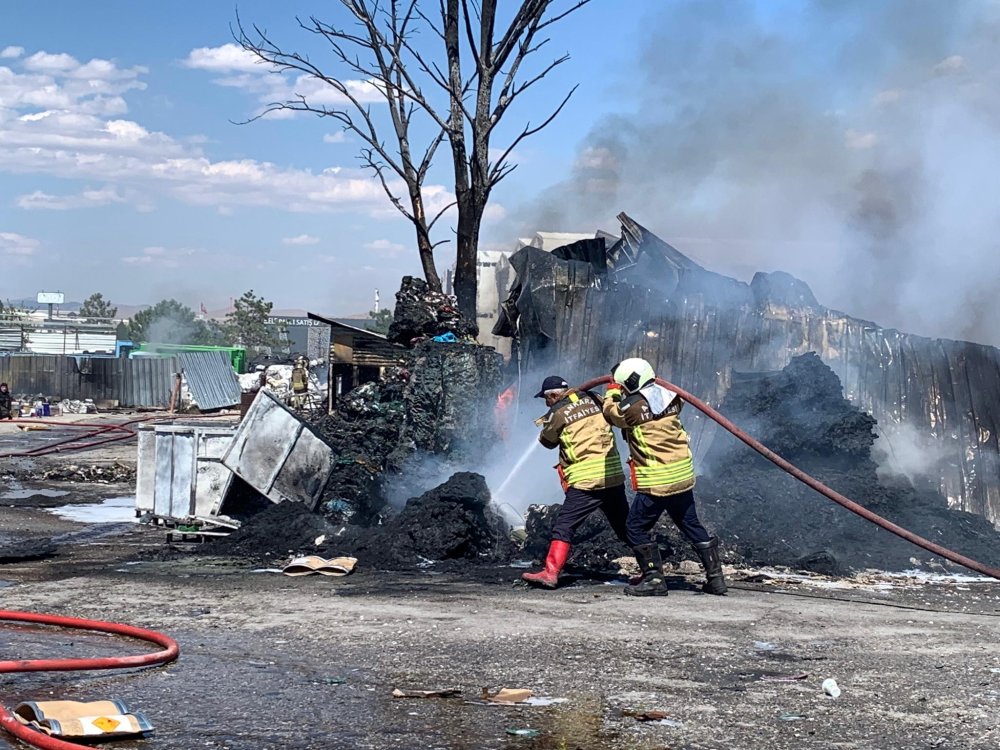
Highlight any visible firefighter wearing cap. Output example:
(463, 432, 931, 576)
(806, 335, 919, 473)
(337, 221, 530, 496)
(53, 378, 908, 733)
(604, 358, 727, 596)
(522, 375, 631, 588)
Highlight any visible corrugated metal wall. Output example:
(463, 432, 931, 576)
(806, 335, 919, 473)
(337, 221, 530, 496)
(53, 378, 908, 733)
(178, 351, 241, 410)
(0, 355, 176, 407)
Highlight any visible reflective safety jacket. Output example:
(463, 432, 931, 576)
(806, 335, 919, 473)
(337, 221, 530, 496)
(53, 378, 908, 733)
(537, 391, 625, 491)
(603, 386, 695, 496)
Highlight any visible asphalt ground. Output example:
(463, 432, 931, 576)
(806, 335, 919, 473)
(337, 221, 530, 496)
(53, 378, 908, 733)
(2, 495, 999, 750)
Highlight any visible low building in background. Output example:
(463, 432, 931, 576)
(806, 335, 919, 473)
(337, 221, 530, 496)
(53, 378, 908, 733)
(307, 313, 405, 411)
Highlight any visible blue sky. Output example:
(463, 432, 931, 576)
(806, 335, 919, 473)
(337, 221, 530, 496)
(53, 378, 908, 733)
(2, 1, 998, 345)
(0, 1, 641, 315)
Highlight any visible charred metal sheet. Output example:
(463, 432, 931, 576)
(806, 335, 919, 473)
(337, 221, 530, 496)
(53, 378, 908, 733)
(222, 390, 334, 509)
(178, 351, 240, 411)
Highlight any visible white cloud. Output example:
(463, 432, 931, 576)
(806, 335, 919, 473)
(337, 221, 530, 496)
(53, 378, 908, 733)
(17, 186, 126, 210)
(183, 44, 382, 115)
(182, 43, 264, 73)
(122, 246, 198, 268)
(323, 131, 348, 144)
(844, 129, 878, 150)
(0, 46, 451, 222)
(365, 238, 407, 256)
(933, 55, 965, 75)
(0, 46, 24, 59)
(282, 234, 320, 245)
(874, 89, 903, 105)
(0, 231, 40, 256)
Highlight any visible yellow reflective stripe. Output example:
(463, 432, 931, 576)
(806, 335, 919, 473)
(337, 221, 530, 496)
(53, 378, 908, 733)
(632, 425, 652, 460)
(563, 456, 624, 483)
(633, 457, 694, 484)
(560, 431, 578, 463)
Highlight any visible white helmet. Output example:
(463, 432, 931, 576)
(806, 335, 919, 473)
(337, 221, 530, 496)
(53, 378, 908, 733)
(612, 357, 656, 393)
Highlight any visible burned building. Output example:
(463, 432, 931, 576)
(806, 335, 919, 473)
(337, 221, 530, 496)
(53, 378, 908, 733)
(495, 213, 1000, 529)
(307, 313, 405, 409)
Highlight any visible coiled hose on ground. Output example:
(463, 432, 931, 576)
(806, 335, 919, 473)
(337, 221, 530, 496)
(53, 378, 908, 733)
(0, 610, 179, 750)
(576, 375, 1000, 581)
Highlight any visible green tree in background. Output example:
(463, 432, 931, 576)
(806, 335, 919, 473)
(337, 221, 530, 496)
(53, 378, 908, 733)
(368, 308, 393, 335)
(128, 299, 223, 345)
(79, 292, 118, 321)
(223, 290, 281, 354)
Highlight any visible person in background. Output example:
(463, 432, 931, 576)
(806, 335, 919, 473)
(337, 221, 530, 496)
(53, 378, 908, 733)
(522, 375, 631, 588)
(0, 382, 13, 420)
(603, 358, 727, 596)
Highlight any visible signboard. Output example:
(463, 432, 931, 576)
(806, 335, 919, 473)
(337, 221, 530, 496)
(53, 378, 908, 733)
(36, 292, 65, 304)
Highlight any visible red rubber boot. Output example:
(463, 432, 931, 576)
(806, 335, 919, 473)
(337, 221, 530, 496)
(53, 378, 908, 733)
(521, 540, 571, 588)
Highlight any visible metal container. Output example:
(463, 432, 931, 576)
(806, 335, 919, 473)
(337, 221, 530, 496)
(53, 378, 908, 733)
(222, 390, 334, 509)
(135, 424, 237, 520)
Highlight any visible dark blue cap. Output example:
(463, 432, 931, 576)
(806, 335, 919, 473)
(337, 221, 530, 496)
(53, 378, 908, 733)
(535, 375, 569, 398)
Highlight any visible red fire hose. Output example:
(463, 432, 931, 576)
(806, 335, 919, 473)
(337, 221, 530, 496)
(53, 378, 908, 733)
(576, 375, 1000, 581)
(0, 610, 179, 750)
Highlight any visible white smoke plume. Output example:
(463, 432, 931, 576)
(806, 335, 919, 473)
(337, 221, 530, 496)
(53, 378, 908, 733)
(503, 0, 1000, 346)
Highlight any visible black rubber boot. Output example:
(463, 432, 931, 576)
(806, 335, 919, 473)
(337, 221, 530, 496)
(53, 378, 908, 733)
(693, 537, 727, 595)
(625, 543, 668, 597)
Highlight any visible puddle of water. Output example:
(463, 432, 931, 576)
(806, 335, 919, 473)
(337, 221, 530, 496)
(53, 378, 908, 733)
(2, 488, 70, 501)
(47, 496, 137, 524)
(0, 580, 15, 589)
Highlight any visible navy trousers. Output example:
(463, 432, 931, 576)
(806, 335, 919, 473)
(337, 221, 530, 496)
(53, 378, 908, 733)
(626, 489, 711, 547)
(551, 485, 630, 545)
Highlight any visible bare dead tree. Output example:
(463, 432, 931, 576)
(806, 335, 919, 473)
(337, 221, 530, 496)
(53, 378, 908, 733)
(237, 0, 589, 317)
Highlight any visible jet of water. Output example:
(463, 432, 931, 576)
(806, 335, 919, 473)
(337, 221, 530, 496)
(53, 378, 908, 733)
(494, 440, 541, 501)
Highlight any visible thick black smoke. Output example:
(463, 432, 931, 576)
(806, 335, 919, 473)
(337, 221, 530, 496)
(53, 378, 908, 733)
(509, 0, 1000, 345)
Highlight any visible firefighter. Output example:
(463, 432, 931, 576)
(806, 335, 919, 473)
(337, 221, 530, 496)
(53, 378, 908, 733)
(522, 375, 631, 588)
(603, 358, 727, 596)
(0, 383, 12, 420)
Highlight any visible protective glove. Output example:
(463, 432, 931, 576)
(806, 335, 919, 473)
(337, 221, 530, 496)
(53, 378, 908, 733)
(605, 382, 623, 401)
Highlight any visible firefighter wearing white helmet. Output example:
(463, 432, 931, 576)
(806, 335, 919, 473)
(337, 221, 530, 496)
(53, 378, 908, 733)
(604, 357, 727, 596)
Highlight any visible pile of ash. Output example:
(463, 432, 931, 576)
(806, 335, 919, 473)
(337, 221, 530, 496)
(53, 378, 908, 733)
(208, 500, 338, 561)
(388, 276, 478, 346)
(309, 341, 503, 525)
(208, 472, 514, 569)
(698, 352, 1000, 574)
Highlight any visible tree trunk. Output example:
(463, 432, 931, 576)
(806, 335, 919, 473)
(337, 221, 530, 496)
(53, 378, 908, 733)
(409, 186, 442, 291)
(418, 235, 442, 292)
(453, 197, 481, 328)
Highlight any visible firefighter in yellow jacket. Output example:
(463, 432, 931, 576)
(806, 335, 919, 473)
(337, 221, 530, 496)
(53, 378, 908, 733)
(604, 358, 727, 596)
(522, 375, 631, 588)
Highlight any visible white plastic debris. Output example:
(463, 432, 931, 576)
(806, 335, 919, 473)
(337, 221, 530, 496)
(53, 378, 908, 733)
(822, 678, 841, 698)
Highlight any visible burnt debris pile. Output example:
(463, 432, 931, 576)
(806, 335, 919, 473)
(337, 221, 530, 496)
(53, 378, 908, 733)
(325, 472, 513, 568)
(388, 276, 478, 346)
(209, 500, 338, 561)
(209, 472, 514, 569)
(309, 340, 503, 525)
(311, 379, 409, 525)
(698, 353, 1000, 574)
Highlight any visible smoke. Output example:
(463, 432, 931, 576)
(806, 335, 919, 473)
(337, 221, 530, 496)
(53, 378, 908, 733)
(872, 422, 951, 493)
(145, 315, 203, 345)
(508, 0, 1000, 346)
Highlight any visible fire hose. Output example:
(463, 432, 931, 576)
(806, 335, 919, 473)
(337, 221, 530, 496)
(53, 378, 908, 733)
(0, 610, 179, 750)
(575, 375, 1000, 581)
(0, 414, 228, 459)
